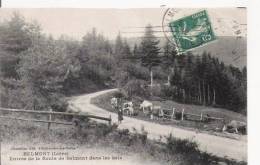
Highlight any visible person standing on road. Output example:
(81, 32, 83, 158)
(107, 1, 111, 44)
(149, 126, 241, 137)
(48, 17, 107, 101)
(118, 107, 123, 124)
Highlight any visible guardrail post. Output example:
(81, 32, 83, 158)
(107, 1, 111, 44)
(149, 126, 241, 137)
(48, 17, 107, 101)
(48, 108, 52, 130)
(181, 109, 184, 121)
(200, 113, 203, 121)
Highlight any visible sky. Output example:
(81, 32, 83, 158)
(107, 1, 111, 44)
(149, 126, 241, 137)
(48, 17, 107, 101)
(0, 8, 247, 40)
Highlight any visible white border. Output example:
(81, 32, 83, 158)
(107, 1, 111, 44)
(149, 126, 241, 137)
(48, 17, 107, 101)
(2, 0, 260, 164)
(2, 0, 247, 8)
(248, 0, 260, 164)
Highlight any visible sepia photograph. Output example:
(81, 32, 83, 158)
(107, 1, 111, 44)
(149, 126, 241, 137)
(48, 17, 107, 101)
(0, 8, 247, 165)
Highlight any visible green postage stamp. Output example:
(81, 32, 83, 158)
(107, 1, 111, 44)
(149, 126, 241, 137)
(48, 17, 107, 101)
(169, 10, 216, 53)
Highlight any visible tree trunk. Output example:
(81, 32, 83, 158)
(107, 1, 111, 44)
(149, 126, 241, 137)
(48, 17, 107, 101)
(171, 67, 174, 74)
(207, 84, 210, 105)
(150, 69, 153, 87)
(213, 88, 216, 105)
(183, 89, 186, 103)
(198, 81, 201, 104)
(188, 90, 191, 103)
(203, 80, 206, 105)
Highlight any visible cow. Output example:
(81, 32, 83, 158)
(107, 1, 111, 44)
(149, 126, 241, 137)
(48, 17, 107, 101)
(122, 102, 134, 116)
(140, 100, 153, 115)
(150, 105, 163, 120)
(110, 97, 118, 109)
(222, 120, 247, 134)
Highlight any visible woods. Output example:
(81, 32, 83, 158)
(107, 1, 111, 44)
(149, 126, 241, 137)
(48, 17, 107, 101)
(0, 12, 247, 114)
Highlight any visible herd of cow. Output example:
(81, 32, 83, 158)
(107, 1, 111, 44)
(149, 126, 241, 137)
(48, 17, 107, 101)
(110, 97, 247, 135)
(111, 97, 164, 118)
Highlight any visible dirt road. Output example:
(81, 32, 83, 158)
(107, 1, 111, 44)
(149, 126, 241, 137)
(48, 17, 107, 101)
(70, 89, 247, 162)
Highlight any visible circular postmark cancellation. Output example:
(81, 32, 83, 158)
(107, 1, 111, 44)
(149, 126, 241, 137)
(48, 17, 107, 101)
(162, 8, 216, 54)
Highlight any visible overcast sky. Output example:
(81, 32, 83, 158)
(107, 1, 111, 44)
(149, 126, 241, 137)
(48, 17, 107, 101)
(0, 8, 246, 40)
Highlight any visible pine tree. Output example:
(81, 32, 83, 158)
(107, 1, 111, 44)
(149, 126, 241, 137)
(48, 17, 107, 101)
(122, 39, 132, 58)
(139, 24, 161, 87)
(162, 40, 177, 85)
(114, 32, 124, 57)
(0, 12, 33, 78)
(133, 43, 139, 57)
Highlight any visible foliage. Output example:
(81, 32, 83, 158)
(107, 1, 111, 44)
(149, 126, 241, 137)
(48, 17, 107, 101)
(123, 79, 148, 98)
(50, 98, 68, 112)
(164, 52, 247, 112)
(166, 134, 199, 154)
(113, 91, 125, 98)
(0, 13, 35, 79)
(139, 24, 161, 70)
(0, 12, 247, 114)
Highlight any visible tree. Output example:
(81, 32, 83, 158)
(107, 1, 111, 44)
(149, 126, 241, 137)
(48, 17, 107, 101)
(139, 24, 161, 87)
(121, 39, 132, 60)
(114, 32, 124, 57)
(162, 39, 177, 85)
(79, 28, 114, 88)
(0, 12, 43, 108)
(133, 43, 139, 57)
(81, 28, 112, 57)
(18, 36, 81, 109)
(0, 12, 36, 79)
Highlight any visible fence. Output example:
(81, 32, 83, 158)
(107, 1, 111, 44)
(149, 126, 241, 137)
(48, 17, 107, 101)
(159, 108, 224, 122)
(0, 107, 112, 129)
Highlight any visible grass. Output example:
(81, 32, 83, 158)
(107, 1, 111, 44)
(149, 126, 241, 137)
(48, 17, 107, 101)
(0, 116, 246, 165)
(90, 91, 247, 134)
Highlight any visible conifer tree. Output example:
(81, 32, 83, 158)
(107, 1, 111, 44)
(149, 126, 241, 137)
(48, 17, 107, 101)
(139, 24, 161, 87)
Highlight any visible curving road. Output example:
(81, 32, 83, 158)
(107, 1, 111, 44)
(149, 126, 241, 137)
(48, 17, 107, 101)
(70, 89, 247, 162)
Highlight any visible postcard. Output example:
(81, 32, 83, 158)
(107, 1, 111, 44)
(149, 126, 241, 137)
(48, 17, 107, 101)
(0, 8, 247, 165)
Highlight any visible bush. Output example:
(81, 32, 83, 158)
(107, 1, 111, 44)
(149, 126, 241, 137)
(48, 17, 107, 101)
(123, 79, 149, 98)
(95, 123, 116, 137)
(166, 134, 199, 154)
(149, 85, 162, 97)
(118, 129, 130, 137)
(124, 63, 149, 80)
(161, 85, 176, 99)
(50, 98, 68, 112)
(140, 126, 148, 145)
(113, 91, 125, 98)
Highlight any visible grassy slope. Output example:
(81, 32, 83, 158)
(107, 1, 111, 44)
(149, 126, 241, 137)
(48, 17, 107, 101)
(0, 117, 246, 165)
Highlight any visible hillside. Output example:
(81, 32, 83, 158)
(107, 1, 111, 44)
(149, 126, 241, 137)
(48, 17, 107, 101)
(192, 36, 246, 69)
(125, 36, 247, 69)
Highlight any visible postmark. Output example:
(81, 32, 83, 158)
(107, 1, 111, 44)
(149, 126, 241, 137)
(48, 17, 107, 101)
(162, 9, 216, 53)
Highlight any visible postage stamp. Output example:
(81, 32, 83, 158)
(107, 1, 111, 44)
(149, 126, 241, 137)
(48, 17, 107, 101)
(162, 9, 216, 53)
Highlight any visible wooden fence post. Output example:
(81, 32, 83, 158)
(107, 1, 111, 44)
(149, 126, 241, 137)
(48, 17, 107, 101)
(48, 108, 52, 130)
(171, 108, 175, 120)
(181, 109, 184, 121)
(109, 115, 112, 125)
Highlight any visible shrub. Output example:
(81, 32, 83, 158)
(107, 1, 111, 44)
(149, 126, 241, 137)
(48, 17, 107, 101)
(161, 85, 176, 99)
(95, 123, 117, 137)
(113, 91, 125, 98)
(166, 134, 199, 154)
(140, 126, 148, 145)
(124, 63, 149, 80)
(118, 129, 130, 137)
(123, 79, 149, 98)
(149, 85, 162, 98)
(50, 98, 68, 112)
